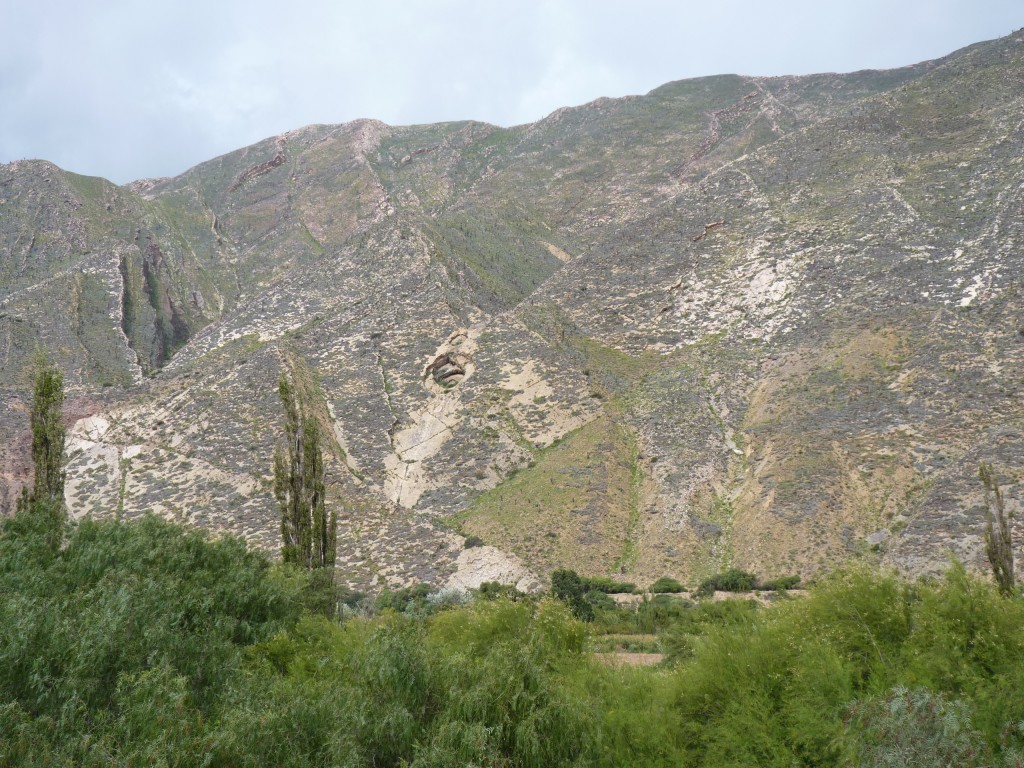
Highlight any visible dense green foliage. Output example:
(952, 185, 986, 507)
(0, 512, 303, 766)
(477, 580, 529, 601)
(650, 576, 686, 593)
(16, 360, 67, 541)
(845, 686, 992, 767)
(694, 568, 801, 597)
(550, 568, 595, 621)
(374, 582, 437, 614)
(582, 575, 639, 594)
(3, 509, 1024, 766)
(549, 569, 640, 621)
(28, 360, 66, 507)
(760, 574, 802, 591)
(696, 567, 758, 596)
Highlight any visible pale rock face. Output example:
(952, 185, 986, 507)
(446, 546, 544, 594)
(70, 415, 110, 443)
(384, 390, 465, 508)
(383, 327, 480, 508)
(65, 414, 120, 520)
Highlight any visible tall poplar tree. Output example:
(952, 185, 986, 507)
(979, 461, 1014, 596)
(16, 357, 67, 551)
(274, 375, 336, 569)
(30, 362, 66, 506)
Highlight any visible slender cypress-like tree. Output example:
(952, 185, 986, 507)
(979, 462, 1014, 596)
(30, 362, 66, 506)
(274, 375, 336, 569)
(17, 359, 66, 510)
(16, 358, 67, 552)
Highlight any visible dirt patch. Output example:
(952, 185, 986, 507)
(593, 652, 664, 667)
(539, 240, 573, 263)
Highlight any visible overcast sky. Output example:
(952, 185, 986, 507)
(1, 0, 1020, 184)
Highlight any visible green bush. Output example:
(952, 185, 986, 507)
(696, 567, 758, 597)
(298, 566, 346, 618)
(650, 576, 686, 593)
(585, 590, 617, 610)
(582, 575, 639, 594)
(375, 583, 434, 614)
(476, 581, 527, 601)
(550, 569, 595, 621)
(634, 594, 695, 633)
(463, 535, 484, 549)
(660, 598, 758, 662)
(0, 513, 299, 719)
(673, 593, 854, 764)
(761, 574, 801, 591)
(845, 686, 989, 767)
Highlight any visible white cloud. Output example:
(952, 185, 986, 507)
(0, 0, 1020, 182)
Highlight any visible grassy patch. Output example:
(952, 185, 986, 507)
(450, 415, 638, 579)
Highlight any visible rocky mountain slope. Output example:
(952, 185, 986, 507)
(2, 32, 1022, 589)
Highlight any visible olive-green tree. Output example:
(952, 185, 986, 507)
(979, 462, 1014, 596)
(25, 360, 66, 505)
(15, 358, 67, 552)
(274, 375, 336, 570)
(550, 568, 594, 621)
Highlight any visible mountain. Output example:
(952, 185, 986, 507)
(2, 32, 1022, 590)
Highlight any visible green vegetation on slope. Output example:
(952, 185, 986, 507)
(452, 414, 640, 578)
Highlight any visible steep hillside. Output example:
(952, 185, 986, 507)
(1, 32, 1021, 589)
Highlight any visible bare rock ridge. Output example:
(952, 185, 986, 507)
(1, 32, 1023, 589)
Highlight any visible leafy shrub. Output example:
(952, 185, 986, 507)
(798, 567, 912, 677)
(895, 561, 1024, 742)
(463, 535, 484, 549)
(660, 599, 758, 662)
(650, 576, 686, 593)
(0, 511, 300, 738)
(338, 586, 368, 609)
(696, 568, 758, 597)
(374, 583, 434, 614)
(583, 575, 639, 593)
(10, 497, 1024, 766)
(476, 581, 527, 601)
(550, 569, 595, 621)
(585, 590, 617, 610)
(633, 594, 695, 633)
(427, 587, 470, 610)
(761, 574, 801, 591)
(298, 566, 349, 618)
(673, 600, 852, 765)
(421, 599, 595, 765)
(845, 686, 989, 767)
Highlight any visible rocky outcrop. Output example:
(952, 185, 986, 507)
(446, 546, 543, 593)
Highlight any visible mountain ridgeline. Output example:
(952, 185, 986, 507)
(1, 32, 1022, 590)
